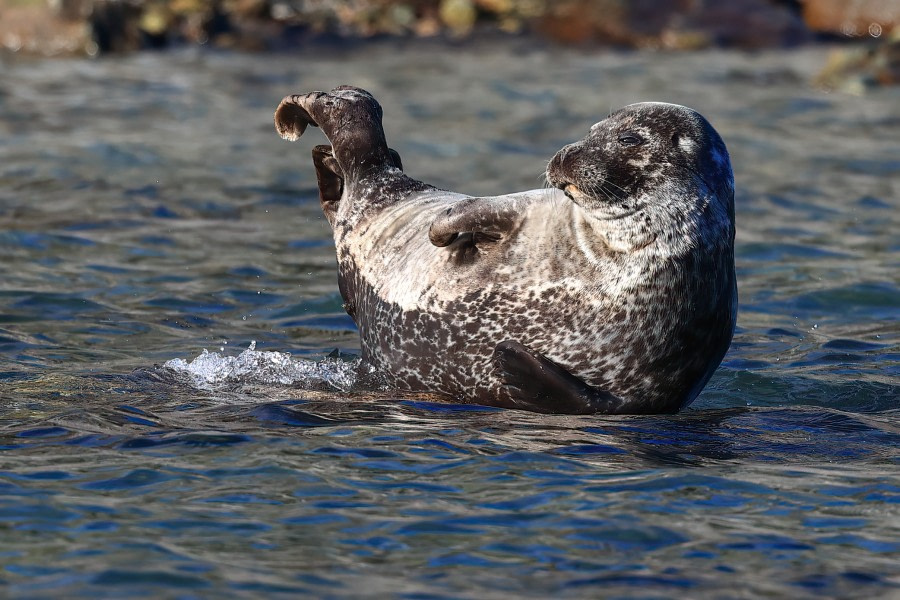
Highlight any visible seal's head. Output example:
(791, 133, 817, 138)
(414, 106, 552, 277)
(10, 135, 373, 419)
(547, 102, 734, 255)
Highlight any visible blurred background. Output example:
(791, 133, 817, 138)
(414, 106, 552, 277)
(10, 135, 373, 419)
(1, 0, 899, 93)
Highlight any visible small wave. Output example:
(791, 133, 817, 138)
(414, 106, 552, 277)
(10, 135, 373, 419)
(164, 342, 361, 391)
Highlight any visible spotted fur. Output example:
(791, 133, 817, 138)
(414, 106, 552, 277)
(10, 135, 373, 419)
(274, 87, 736, 414)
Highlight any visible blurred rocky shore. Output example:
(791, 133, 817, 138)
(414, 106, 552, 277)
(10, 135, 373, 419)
(1, 0, 898, 89)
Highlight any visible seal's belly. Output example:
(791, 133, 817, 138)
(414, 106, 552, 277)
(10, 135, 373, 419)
(337, 190, 611, 401)
(354, 272, 607, 402)
(335, 188, 733, 409)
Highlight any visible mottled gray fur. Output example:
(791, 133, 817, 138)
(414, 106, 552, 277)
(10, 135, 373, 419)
(274, 86, 736, 414)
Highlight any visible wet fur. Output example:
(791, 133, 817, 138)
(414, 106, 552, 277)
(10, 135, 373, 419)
(274, 86, 736, 414)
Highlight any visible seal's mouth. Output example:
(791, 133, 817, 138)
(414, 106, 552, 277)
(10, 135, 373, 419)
(560, 182, 645, 221)
(561, 183, 579, 201)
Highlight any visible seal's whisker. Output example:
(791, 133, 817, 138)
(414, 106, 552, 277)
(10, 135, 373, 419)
(603, 179, 629, 194)
(586, 180, 621, 204)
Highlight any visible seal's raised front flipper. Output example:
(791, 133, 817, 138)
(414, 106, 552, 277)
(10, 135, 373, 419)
(429, 195, 530, 248)
(493, 340, 628, 415)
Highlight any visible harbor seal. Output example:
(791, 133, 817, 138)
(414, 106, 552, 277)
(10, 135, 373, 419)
(274, 86, 736, 414)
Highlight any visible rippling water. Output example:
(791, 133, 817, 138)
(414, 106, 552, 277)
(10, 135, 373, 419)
(1, 43, 898, 597)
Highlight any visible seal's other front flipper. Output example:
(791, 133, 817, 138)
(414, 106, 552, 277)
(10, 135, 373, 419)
(493, 340, 628, 415)
(429, 196, 528, 248)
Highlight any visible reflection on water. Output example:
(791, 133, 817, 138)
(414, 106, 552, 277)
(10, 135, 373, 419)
(0, 44, 898, 597)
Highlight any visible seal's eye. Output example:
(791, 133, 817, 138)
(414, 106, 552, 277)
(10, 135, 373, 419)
(617, 133, 644, 147)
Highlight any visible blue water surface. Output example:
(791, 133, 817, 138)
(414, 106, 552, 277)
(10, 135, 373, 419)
(0, 45, 898, 598)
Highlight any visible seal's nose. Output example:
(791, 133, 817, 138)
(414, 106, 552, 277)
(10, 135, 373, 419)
(546, 142, 580, 188)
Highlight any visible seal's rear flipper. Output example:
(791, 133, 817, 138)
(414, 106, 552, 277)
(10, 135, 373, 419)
(275, 96, 317, 141)
(312, 145, 404, 225)
(274, 87, 394, 180)
(312, 145, 342, 225)
(388, 148, 403, 171)
(493, 340, 627, 415)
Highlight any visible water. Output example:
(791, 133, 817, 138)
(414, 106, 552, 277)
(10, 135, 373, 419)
(1, 42, 899, 597)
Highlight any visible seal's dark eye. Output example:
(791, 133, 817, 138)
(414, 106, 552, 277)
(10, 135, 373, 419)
(617, 133, 643, 147)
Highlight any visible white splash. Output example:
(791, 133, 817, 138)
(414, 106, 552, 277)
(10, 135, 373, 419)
(164, 341, 359, 391)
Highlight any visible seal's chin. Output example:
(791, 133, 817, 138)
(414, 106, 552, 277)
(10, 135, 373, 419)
(560, 183, 641, 221)
(592, 205, 646, 221)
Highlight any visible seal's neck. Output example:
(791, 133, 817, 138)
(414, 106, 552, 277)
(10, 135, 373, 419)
(570, 204, 655, 258)
(571, 187, 734, 263)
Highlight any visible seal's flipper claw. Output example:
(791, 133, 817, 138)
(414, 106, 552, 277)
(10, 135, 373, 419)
(428, 196, 527, 248)
(312, 145, 343, 224)
(493, 340, 625, 415)
(274, 93, 323, 141)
